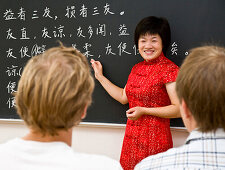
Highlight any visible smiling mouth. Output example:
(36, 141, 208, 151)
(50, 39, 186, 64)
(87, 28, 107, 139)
(144, 50, 154, 55)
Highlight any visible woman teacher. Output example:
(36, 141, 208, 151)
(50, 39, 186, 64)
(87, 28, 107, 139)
(91, 16, 180, 170)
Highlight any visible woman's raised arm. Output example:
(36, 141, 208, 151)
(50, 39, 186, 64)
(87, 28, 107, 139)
(90, 59, 128, 105)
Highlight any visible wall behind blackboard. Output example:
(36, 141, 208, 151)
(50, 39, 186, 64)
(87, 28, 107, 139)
(1, 0, 224, 127)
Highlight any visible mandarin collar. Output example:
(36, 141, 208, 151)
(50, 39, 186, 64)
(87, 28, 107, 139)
(143, 52, 164, 65)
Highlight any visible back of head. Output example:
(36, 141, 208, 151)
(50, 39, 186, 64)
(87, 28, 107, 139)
(134, 16, 171, 55)
(15, 44, 94, 136)
(176, 46, 225, 132)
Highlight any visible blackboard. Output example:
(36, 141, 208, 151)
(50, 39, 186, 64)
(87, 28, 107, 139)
(1, 0, 225, 128)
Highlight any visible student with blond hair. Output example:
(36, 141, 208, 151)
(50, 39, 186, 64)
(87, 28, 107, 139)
(0, 45, 122, 170)
(135, 45, 225, 169)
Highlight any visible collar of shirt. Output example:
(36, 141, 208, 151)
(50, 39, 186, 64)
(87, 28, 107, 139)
(185, 128, 225, 144)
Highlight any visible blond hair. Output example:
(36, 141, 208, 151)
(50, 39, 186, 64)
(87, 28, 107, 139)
(15, 44, 94, 136)
(176, 46, 225, 132)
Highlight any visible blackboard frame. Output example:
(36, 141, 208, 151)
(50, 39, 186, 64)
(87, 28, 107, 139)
(1, 0, 225, 128)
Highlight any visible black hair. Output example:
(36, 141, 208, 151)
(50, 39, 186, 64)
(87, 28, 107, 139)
(134, 16, 171, 55)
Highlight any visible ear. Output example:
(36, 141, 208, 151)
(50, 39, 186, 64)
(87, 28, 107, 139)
(81, 104, 88, 119)
(181, 99, 192, 119)
(181, 99, 198, 132)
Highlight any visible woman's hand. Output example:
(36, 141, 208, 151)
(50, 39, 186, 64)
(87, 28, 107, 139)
(90, 59, 103, 80)
(90, 58, 128, 104)
(126, 107, 145, 120)
(126, 82, 180, 119)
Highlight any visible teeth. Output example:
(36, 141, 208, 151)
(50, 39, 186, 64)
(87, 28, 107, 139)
(145, 50, 153, 53)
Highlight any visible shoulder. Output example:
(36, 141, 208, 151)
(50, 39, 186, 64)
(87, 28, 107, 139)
(0, 138, 18, 151)
(73, 152, 122, 170)
(160, 56, 179, 70)
(135, 145, 188, 170)
(131, 61, 145, 70)
(0, 138, 21, 166)
(158, 58, 179, 83)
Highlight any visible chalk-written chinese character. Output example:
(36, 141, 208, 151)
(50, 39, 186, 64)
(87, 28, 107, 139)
(80, 4, 88, 18)
(32, 10, 39, 19)
(72, 44, 77, 49)
(6, 81, 17, 94)
(118, 24, 129, 36)
(118, 42, 131, 56)
(6, 97, 16, 109)
(77, 26, 86, 38)
(20, 27, 30, 40)
(18, 7, 26, 20)
(20, 46, 31, 58)
(3, 9, 16, 20)
(53, 25, 66, 38)
(88, 25, 94, 39)
(6, 48, 16, 59)
(42, 27, 52, 38)
(65, 6, 76, 18)
(43, 7, 53, 19)
(105, 43, 116, 55)
(171, 42, 178, 55)
(83, 43, 93, 58)
(96, 24, 106, 36)
(133, 45, 139, 55)
(31, 44, 46, 57)
(104, 3, 115, 15)
(6, 28, 16, 39)
(6, 65, 22, 77)
(92, 7, 100, 16)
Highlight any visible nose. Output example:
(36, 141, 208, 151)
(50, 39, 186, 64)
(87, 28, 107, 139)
(145, 40, 152, 48)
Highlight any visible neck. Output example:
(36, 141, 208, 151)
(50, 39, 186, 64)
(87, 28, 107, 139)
(186, 117, 198, 133)
(22, 128, 73, 146)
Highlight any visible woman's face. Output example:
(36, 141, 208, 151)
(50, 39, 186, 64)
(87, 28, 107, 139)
(138, 33, 163, 61)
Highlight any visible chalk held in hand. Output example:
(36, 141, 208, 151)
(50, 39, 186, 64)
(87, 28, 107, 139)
(90, 58, 95, 64)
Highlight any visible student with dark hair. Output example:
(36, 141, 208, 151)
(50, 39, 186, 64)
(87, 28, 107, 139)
(135, 45, 225, 169)
(0, 45, 122, 170)
(91, 16, 180, 170)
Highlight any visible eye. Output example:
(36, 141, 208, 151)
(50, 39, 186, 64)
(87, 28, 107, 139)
(139, 39, 146, 43)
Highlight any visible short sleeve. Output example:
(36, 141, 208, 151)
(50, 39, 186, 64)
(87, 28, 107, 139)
(162, 64, 179, 84)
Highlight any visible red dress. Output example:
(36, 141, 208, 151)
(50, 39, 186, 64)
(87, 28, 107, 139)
(120, 53, 179, 170)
